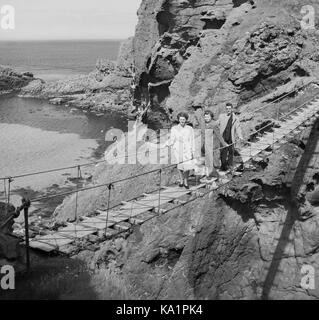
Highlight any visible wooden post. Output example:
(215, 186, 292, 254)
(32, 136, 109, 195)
(158, 169, 162, 214)
(104, 184, 113, 236)
(22, 198, 31, 272)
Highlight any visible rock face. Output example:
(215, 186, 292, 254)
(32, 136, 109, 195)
(0, 65, 34, 94)
(71, 126, 319, 300)
(21, 39, 134, 115)
(0, 202, 20, 264)
(132, 0, 319, 122)
(49, 0, 319, 300)
(21, 59, 132, 115)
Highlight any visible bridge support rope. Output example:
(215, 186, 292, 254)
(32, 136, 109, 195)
(104, 183, 114, 237)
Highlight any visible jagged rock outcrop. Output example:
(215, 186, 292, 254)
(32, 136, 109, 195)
(132, 0, 319, 123)
(0, 202, 20, 265)
(20, 41, 134, 115)
(77, 131, 318, 300)
(0, 65, 34, 95)
(51, 0, 319, 300)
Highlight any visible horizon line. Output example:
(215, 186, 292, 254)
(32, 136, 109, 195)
(0, 38, 131, 42)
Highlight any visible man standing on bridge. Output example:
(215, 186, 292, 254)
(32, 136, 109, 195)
(217, 102, 243, 172)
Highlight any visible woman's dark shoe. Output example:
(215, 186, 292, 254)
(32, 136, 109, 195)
(179, 183, 184, 187)
(184, 184, 190, 189)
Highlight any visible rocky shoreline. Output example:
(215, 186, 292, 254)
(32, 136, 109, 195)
(0, 65, 35, 95)
(1, 38, 135, 117)
(19, 39, 135, 116)
(19, 63, 132, 116)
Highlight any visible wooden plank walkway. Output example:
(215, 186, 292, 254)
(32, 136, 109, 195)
(28, 98, 319, 254)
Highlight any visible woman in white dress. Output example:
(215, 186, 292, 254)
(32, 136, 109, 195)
(167, 112, 195, 189)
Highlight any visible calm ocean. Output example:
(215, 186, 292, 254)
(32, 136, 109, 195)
(0, 40, 122, 81)
(0, 40, 127, 212)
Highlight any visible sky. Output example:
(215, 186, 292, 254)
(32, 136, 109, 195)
(0, 0, 142, 40)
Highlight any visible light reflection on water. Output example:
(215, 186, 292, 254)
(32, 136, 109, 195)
(0, 95, 127, 213)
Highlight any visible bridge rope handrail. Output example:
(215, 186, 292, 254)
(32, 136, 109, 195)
(0, 131, 169, 181)
(26, 91, 319, 203)
(1, 92, 317, 207)
(241, 79, 314, 114)
(30, 117, 308, 239)
(0, 80, 314, 183)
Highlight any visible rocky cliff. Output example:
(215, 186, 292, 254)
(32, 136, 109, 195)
(132, 0, 319, 123)
(0, 202, 22, 270)
(20, 39, 134, 115)
(0, 65, 34, 95)
(86, 0, 319, 300)
(23, 0, 319, 300)
(61, 88, 319, 300)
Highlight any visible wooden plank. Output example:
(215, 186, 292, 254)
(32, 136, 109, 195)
(134, 197, 173, 207)
(29, 241, 56, 253)
(163, 186, 186, 191)
(103, 228, 121, 238)
(57, 224, 97, 239)
(142, 192, 175, 201)
(96, 209, 116, 216)
(161, 187, 191, 198)
(173, 199, 187, 205)
(80, 217, 115, 230)
(121, 201, 155, 210)
(190, 183, 206, 191)
(98, 208, 149, 218)
(275, 128, 296, 134)
(121, 208, 152, 217)
(113, 222, 131, 231)
(247, 148, 263, 157)
(242, 155, 252, 163)
(102, 213, 130, 223)
(86, 215, 116, 224)
(58, 244, 79, 255)
(29, 234, 74, 252)
(129, 216, 146, 224)
(153, 208, 168, 214)
(133, 211, 156, 221)
(159, 190, 191, 199)
(283, 119, 307, 126)
(251, 142, 270, 150)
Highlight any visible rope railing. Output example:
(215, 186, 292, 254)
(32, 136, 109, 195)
(0, 81, 317, 217)
(0, 80, 314, 184)
(1, 89, 318, 210)
(0, 130, 168, 182)
(9, 95, 318, 268)
(240, 79, 315, 115)
(47, 115, 311, 241)
(5, 81, 318, 271)
(102, 104, 318, 238)
(20, 90, 319, 204)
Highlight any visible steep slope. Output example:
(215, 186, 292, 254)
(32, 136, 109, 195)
(20, 39, 134, 115)
(132, 0, 319, 123)
(49, 0, 319, 300)
(0, 65, 34, 94)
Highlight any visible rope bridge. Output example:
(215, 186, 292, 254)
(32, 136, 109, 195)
(1, 80, 319, 269)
